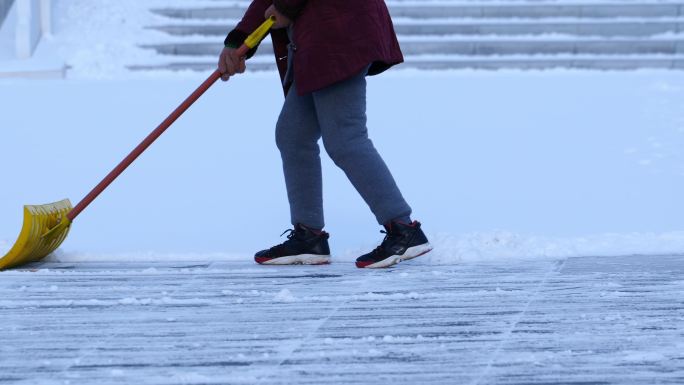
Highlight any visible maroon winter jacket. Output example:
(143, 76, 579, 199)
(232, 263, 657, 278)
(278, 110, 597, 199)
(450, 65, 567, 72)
(225, 0, 404, 95)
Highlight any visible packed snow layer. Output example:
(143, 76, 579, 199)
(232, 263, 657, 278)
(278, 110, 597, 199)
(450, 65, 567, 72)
(1, 258, 683, 384)
(1, 70, 683, 263)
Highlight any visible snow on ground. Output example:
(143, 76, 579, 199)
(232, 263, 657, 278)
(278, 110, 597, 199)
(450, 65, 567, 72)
(1, 0, 684, 263)
(2, 70, 684, 263)
(1, 257, 683, 384)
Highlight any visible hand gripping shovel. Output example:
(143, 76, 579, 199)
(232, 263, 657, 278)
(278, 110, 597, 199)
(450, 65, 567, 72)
(0, 17, 276, 270)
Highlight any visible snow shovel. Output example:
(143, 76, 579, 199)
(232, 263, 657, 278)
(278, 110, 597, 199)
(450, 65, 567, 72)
(0, 17, 276, 271)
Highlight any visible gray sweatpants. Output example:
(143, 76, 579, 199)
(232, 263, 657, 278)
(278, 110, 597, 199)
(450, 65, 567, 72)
(275, 68, 412, 229)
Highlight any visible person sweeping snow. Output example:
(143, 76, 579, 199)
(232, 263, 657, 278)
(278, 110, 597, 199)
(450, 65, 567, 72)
(219, 0, 432, 268)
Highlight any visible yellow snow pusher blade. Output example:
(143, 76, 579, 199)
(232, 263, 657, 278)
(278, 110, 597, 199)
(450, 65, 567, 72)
(0, 200, 72, 270)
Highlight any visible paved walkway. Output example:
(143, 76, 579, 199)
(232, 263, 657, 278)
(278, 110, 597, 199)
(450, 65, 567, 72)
(1, 256, 683, 384)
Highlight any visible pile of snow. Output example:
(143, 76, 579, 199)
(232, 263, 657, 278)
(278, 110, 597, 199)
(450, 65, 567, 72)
(28, 229, 684, 264)
(50, 0, 229, 78)
(6, 229, 684, 265)
(425, 231, 684, 263)
(52, 0, 158, 78)
(273, 289, 297, 303)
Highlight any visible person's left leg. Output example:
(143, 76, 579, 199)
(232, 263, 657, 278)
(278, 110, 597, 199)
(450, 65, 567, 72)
(312, 68, 432, 268)
(312, 69, 412, 226)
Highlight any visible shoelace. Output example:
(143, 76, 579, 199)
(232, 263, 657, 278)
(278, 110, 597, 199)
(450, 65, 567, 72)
(280, 229, 296, 239)
(371, 229, 394, 256)
(266, 229, 298, 253)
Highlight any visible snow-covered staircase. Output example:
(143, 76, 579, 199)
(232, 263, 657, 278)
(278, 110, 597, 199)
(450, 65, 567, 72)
(134, 0, 684, 71)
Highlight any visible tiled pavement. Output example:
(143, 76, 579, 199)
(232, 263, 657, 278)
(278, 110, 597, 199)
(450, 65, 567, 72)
(1, 255, 682, 384)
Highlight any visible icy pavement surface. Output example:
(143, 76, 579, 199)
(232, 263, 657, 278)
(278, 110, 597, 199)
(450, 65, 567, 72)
(1, 256, 683, 384)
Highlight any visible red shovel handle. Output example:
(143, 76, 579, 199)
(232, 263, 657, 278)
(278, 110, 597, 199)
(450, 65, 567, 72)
(67, 44, 252, 222)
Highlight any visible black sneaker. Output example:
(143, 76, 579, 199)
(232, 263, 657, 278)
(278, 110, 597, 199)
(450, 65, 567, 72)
(255, 224, 331, 265)
(356, 221, 432, 268)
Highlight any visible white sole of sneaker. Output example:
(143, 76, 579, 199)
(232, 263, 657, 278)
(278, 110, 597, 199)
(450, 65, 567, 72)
(362, 243, 433, 269)
(260, 254, 332, 265)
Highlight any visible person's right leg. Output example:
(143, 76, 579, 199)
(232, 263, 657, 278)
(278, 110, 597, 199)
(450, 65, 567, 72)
(276, 83, 325, 230)
(254, 83, 330, 265)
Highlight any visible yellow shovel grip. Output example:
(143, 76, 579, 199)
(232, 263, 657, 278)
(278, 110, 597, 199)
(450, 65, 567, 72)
(244, 16, 276, 49)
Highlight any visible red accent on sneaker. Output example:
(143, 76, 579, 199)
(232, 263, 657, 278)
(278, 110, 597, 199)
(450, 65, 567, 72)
(397, 220, 418, 227)
(255, 257, 271, 264)
(383, 220, 419, 231)
(356, 260, 375, 268)
(297, 223, 325, 236)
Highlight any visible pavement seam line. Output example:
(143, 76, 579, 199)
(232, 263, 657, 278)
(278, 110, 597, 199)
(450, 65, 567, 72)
(469, 258, 569, 385)
(257, 272, 377, 382)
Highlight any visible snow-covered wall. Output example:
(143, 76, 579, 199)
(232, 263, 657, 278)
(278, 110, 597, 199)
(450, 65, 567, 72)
(1, 0, 51, 59)
(0, 0, 14, 27)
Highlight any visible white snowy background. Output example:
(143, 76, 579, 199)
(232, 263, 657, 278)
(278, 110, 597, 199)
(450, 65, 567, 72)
(1, 0, 684, 263)
(1, 3, 684, 385)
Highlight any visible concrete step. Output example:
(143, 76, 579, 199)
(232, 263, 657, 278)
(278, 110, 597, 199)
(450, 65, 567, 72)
(142, 39, 684, 57)
(139, 2, 684, 71)
(150, 20, 684, 38)
(404, 55, 684, 69)
(151, 3, 684, 20)
(128, 55, 684, 72)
